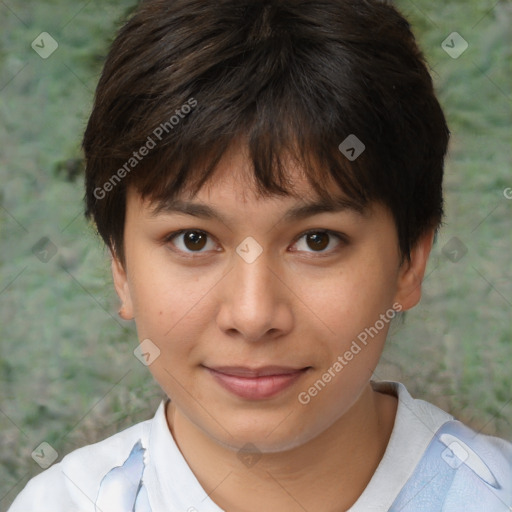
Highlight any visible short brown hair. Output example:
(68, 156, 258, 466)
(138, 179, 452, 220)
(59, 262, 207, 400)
(83, 0, 450, 265)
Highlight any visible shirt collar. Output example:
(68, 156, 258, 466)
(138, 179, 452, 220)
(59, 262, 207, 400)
(143, 382, 452, 512)
(144, 399, 225, 512)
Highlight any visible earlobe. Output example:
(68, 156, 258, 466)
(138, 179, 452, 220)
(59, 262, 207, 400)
(394, 229, 435, 311)
(111, 251, 135, 320)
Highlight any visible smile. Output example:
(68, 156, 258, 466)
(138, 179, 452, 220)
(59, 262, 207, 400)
(204, 366, 311, 400)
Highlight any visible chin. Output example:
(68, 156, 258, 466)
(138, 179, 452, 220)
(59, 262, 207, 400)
(217, 430, 312, 454)
(204, 412, 325, 454)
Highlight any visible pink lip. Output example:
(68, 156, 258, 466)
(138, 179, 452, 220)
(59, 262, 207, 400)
(205, 366, 310, 400)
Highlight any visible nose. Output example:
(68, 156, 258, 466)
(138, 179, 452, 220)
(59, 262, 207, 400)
(216, 244, 293, 342)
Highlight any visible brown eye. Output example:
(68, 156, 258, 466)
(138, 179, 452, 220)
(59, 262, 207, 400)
(183, 231, 207, 251)
(167, 230, 216, 254)
(292, 230, 346, 255)
(306, 232, 329, 251)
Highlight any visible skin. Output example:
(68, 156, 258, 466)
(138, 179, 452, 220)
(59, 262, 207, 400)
(112, 143, 434, 511)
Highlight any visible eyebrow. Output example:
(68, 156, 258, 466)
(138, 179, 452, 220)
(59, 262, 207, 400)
(150, 196, 367, 227)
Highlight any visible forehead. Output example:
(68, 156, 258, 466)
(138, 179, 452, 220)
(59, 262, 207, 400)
(188, 143, 321, 201)
(139, 142, 368, 219)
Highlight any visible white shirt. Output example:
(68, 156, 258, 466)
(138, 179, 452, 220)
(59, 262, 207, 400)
(8, 381, 512, 511)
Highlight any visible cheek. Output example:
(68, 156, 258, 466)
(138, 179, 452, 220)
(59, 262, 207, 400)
(128, 247, 187, 318)
(298, 257, 398, 346)
(294, 264, 397, 422)
(127, 254, 222, 354)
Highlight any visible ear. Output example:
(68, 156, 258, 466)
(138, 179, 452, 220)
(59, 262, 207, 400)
(111, 251, 135, 320)
(393, 229, 435, 311)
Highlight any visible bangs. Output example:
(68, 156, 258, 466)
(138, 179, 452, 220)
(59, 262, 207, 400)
(125, 83, 374, 214)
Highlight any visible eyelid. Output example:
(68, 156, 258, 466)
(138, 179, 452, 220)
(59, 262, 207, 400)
(163, 229, 219, 257)
(293, 228, 349, 244)
(290, 229, 348, 255)
(164, 228, 348, 257)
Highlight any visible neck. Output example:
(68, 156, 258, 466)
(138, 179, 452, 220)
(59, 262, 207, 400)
(166, 382, 397, 512)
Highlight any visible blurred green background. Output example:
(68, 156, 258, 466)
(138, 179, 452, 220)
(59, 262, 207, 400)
(0, 0, 511, 508)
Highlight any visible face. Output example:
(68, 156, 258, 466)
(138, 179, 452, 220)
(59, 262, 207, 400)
(112, 144, 432, 453)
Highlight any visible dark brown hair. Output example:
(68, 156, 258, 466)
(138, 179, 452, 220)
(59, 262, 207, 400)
(83, 0, 450, 265)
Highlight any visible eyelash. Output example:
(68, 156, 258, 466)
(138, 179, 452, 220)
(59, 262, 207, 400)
(163, 229, 348, 259)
